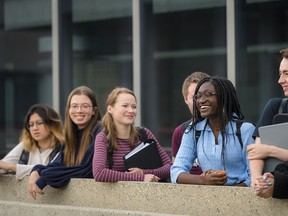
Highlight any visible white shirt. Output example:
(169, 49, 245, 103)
(1, 141, 55, 180)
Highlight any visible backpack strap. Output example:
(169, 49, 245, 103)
(236, 120, 244, 148)
(19, 144, 62, 165)
(195, 130, 201, 144)
(137, 126, 148, 142)
(19, 150, 29, 165)
(182, 120, 191, 133)
(278, 98, 288, 113)
(108, 127, 147, 169)
(49, 144, 61, 162)
(194, 121, 244, 148)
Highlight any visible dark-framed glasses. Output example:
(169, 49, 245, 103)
(193, 92, 217, 101)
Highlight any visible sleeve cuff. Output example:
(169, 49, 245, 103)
(36, 178, 47, 190)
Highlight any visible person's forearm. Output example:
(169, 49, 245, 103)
(269, 146, 288, 161)
(1, 161, 16, 172)
(177, 172, 204, 184)
(7, 163, 16, 172)
(249, 159, 264, 185)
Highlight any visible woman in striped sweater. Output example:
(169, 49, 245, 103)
(92, 87, 171, 182)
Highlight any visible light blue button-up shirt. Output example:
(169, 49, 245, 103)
(170, 118, 255, 186)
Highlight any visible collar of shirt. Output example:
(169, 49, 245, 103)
(195, 118, 238, 135)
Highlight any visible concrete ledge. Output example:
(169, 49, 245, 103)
(0, 175, 288, 215)
(0, 200, 173, 216)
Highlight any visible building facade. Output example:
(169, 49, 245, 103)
(1, 0, 288, 157)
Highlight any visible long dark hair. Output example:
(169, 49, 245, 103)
(189, 76, 244, 169)
(191, 76, 244, 130)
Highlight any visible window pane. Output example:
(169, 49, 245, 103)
(142, 0, 227, 150)
(72, 0, 133, 115)
(236, 0, 288, 124)
(0, 0, 52, 157)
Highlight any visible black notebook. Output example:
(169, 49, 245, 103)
(123, 139, 163, 171)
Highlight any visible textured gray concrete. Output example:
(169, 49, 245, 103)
(0, 200, 179, 216)
(0, 175, 287, 215)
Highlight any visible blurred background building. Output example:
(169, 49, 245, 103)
(1, 0, 287, 157)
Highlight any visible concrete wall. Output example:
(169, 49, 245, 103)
(0, 174, 287, 216)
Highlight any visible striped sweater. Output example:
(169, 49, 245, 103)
(92, 127, 172, 182)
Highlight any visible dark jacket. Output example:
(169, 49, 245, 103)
(32, 122, 102, 189)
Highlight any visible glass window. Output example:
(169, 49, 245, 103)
(236, 0, 288, 124)
(71, 0, 133, 115)
(0, 0, 52, 157)
(1, 0, 288, 158)
(141, 0, 227, 150)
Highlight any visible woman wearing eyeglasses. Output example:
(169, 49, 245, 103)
(0, 104, 64, 180)
(28, 86, 102, 199)
(171, 77, 255, 186)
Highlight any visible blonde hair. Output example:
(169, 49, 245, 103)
(102, 87, 139, 152)
(63, 86, 101, 166)
(182, 71, 210, 99)
(21, 104, 64, 152)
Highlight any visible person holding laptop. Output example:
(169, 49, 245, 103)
(247, 48, 288, 194)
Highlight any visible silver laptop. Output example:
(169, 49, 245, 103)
(258, 122, 288, 172)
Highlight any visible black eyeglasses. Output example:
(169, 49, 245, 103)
(193, 92, 217, 101)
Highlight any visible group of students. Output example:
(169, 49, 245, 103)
(0, 48, 288, 200)
(0, 85, 171, 199)
(171, 48, 288, 199)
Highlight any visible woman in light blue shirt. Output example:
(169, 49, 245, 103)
(171, 77, 255, 186)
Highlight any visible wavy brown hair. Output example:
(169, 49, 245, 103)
(21, 104, 64, 152)
(102, 87, 139, 152)
(63, 86, 101, 166)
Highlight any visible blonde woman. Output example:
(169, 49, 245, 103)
(92, 87, 171, 182)
(0, 104, 64, 180)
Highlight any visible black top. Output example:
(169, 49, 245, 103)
(273, 161, 288, 199)
(253, 98, 288, 138)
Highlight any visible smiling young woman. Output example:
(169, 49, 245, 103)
(28, 86, 102, 199)
(92, 87, 172, 183)
(171, 77, 255, 187)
